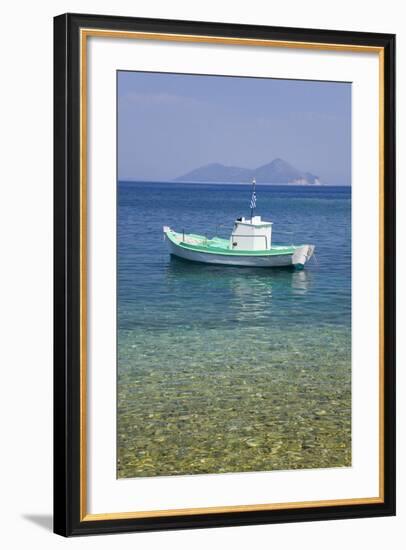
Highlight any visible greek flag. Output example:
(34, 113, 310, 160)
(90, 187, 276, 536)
(250, 191, 256, 210)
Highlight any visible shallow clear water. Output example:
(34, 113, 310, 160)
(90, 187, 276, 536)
(117, 182, 351, 478)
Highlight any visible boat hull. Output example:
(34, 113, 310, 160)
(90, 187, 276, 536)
(166, 238, 314, 268)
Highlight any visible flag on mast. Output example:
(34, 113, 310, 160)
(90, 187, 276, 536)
(250, 178, 256, 219)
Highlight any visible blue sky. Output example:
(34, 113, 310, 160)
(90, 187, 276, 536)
(118, 71, 351, 185)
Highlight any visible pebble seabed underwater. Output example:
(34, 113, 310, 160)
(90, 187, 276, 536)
(118, 324, 351, 477)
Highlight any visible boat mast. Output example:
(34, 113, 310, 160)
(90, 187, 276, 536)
(250, 177, 257, 221)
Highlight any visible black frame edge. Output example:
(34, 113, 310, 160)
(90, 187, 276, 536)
(61, 11, 395, 46)
(54, 13, 69, 537)
(54, 12, 83, 537)
(382, 33, 396, 517)
(53, 13, 396, 537)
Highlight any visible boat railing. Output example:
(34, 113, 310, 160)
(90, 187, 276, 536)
(181, 229, 209, 246)
(215, 223, 230, 237)
(274, 230, 294, 246)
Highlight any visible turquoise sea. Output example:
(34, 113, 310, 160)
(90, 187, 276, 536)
(117, 181, 351, 478)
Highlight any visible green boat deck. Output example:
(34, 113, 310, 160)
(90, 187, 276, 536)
(166, 230, 300, 256)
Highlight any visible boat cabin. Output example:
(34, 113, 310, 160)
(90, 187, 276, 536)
(230, 216, 273, 251)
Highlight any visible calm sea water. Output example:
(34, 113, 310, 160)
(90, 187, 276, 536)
(117, 181, 351, 478)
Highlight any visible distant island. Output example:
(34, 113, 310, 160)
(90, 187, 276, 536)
(175, 158, 322, 185)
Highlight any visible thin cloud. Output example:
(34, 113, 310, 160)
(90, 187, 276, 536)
(123, 92, 204, 108)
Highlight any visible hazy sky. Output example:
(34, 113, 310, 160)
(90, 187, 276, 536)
(118, 71, 351, 185)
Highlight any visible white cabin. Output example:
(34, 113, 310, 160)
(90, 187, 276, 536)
(230, 216, 273, 251)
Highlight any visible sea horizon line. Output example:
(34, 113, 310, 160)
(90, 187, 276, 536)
(118, 179, 351, 187)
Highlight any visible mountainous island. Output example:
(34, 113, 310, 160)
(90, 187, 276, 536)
(175, 158, 322, 185)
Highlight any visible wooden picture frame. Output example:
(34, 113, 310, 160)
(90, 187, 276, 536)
(54, 12, 395, 536)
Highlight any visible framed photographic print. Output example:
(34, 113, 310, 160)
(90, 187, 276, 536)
(53, 13, 396, 536)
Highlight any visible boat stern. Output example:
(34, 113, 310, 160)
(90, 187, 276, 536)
(292, 244, 315, 269)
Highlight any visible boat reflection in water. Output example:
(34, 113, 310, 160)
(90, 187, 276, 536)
(165, 255, 313, 325)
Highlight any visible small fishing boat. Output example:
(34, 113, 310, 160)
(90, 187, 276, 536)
(163, 179, 315, 269)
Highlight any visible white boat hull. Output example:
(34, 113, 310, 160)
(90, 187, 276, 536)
(167, 239, 314, 268)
